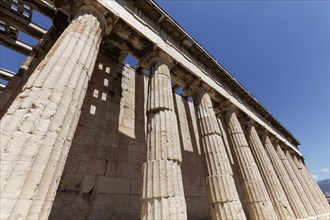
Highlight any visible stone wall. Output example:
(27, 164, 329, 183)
(49, 52, 210, 220)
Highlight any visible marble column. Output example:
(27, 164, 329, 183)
(244, 122, 295, 219)
(0, 5, 106, 220)
(286, 150, 326, 215)
(262, 134, 308, 218)
(193, 88, 246, 220)
(276, 143, 316, 217)
(141, 51, 187, 220)
(225, 109, 277, 219)
(293, 155, 330, 212)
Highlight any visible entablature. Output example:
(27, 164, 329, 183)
(2, 0, 300, 152)
(96, 0, 301, 154)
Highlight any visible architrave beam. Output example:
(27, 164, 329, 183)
(99, 0, 302, 155)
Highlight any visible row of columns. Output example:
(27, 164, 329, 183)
(193, 88, 246, 219)
(141, 50, 329, 219)
(0, 3, 328, 220)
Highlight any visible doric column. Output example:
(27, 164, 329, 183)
(262, 134, 308, 218)
(141, 51, 187, 219)
(285, 150, 326, 215)
(224, 108, 277, 219)
(275, 143, 316, 217)
(0, 5, 107, 220)
(244, 122, 295, 219)
(193, 88, 246, 220)
(293, 155, 330, 213)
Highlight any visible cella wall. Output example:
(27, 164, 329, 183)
(49, 52, 215, 220)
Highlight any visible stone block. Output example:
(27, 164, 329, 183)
(186, 197, 211, 220)
(58, 173, 83, 193)
(63, 155, 81, 173)
(105, 160, 117, 176)
(112, 195, 140, 218)
(86, 159, 107, 176)
(118, 124, 135, 138)
(88, 194, 114, 219)
(130, 178, 142, 195)
(116, 162, 141, 178)
(182, 173, 203, 186)
(93, 176, 130, 195)
(81, 175, 96, 194)
(49, 193, 91, 220)
(184, 184, 207, 197)
(117, 142, 145, 165)
(101, 146, 119, 161)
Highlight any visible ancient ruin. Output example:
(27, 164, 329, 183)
(0, 0, 329, 219)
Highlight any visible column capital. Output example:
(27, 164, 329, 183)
(259, 128, 280, 146)
(214, 99, 237, 118)
(182, 77, 202, 98)
(269, 135, 281, 146)
(192, 85, 213, 108)
(240, 116, 258, 134)
(70, 4, 108, 33)
(293, 152, 305, 162)
(171, 72, 187, 88)
(140, 49, 174, 70)
(53, 0, 114, 35)
(283, 147, 293, 157)
(240, 116, 256, 127)
(258, 125, 266, 133)
(285, 146, 304, 161)
(279, 143, 290, 152)
(259, 130, 270, 144)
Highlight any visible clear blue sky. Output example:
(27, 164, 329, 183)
(0, 1, 328, 181)
(154, 0, 329, 181)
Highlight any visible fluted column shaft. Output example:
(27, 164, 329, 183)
(276, 144, 316, 217)
(141, 54, 187, 220)
(286, 150, 326, 215)
(262, 135, 308, 218)
(0, 7, 105, 220)
(293, 156, 330, 212)
(193, 88, 246, 220)
(244, 123, 295, 219)
(225, 110, 277, 219)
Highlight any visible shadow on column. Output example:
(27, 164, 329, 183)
(49, 52, 134, 219)
(173, 92, 210, 220)
(217, 115, 250, 219)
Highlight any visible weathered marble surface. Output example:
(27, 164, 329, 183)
(263, 135, 309, 219)
(193, 88, 246, 220)
(245, 123, 295, 219)
(0, 8, 104, 219)
(276, 144, 316, 217)
(141, 54, 187, 219)
(225, 110, 278, 220)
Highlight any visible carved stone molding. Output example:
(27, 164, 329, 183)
(182, 77, 201, 98)
(140, 49, 174, 70)
(54, 0, 116, 36)
(71, 5, 109, 35)
(213, 99, 237, 117)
